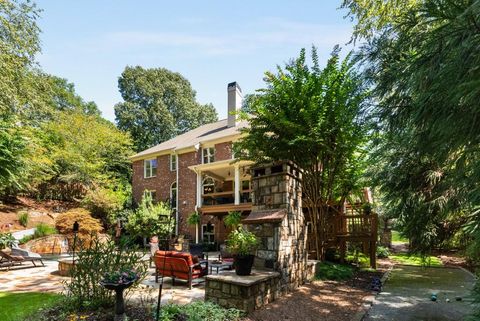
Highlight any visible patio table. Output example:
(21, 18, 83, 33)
(209, 261, 233, 274)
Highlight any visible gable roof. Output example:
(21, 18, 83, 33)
(130, 119, 248, 160)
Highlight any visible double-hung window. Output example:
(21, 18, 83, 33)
(202, 147, 215, 164)
(170, 154, 177, 171)
(144, 158, 157, 178)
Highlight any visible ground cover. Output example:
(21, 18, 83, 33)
(390, 253, 443, 267)
(391, 230, 409, 244)
(0, 292, 62, 321)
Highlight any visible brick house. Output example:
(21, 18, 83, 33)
(130, 82, 253, 245)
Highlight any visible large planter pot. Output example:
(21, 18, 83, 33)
(234, 254, 255, 276)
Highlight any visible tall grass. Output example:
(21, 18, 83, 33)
(18, 211, 29, 227)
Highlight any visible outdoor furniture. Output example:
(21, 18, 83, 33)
(153, 250, 208, 289)
(189, 243, 208, 260)
(0, 249, 44, 270)
(11, 245, 45, 265)
(209, 261, 234, 274)
(218, 243, 234, 263)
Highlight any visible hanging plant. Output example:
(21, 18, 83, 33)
(187, 212, 201, 226)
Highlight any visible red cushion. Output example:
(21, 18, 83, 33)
(171, 252, 194, 266)
(156, 250, 174, 257)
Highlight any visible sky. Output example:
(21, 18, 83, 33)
(36, 1, 356, 122)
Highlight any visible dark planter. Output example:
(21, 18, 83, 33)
(234, 254, 255, 276)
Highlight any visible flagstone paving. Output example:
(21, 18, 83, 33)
(0, 257, 206, 305)
(364, 265, 477, 321)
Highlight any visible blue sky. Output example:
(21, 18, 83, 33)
(36, 1, 355, 121)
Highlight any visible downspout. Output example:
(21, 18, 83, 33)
(175, 151, 179, 235)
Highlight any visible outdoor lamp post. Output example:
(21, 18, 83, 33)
(72, 221, 79, 266)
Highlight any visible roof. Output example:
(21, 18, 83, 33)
(242, 208, 287, 224)
(131, 119, 248, 160)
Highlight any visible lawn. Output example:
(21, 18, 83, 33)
(391, 230, 409, 244)
(0, 292, 62, 321)
(389, 253, 443, 267)
(315, 261, 354, 280)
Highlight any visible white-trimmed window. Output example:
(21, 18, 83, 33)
(170, 182, 177, 211)
(144, 158, 157, 178)
(202, 177, 215, 194)
(202, 223, 215, 243)
(144, 189, 156, 202)
(202, 147, 215, 164)
(170, 154, 177, 171)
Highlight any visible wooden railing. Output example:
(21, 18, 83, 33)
(332, 214, 378, 238)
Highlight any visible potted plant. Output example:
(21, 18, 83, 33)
(227, 227, 259, 276)
(101, 268, 139, 321)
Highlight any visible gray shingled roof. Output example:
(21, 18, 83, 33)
(131, 119, 248, 159)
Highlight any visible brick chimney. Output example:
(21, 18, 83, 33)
(227, 81, 242, 127)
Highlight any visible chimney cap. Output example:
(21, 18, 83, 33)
(227, 81, 242, 92)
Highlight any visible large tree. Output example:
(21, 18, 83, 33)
(235, 47, 370, 259)
(342, 0, 480, 256)
(114, 66, 218, 151)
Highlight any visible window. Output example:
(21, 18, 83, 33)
(143, 190, 156, 202)
(202, 177, 215, 195)
(202, 147, 215, 164)
(202, 223, 215, 243)
(170, 182, 177, 211)
(144, 158, 157, 178)
(170, 154, 177, 171)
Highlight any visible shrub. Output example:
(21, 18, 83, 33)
(126, 194, 174, 239)
(187, 212, 200, 226)
(81, 186, 130, 227)
(158, 301, 244, 321)
(65, 238, 148, 309)
(224, 211, 242, 228)
(18, 211, 29, 227)
(226, 227, 258, 255)
(376, 246, 390, 258)
(34, 223, 57, 238)
(0, 233, 15, 250)
(315, 262, 354, 281)
(55, 208, 103, 235)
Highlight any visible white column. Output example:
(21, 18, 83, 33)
(234, 165, 240, 205)
(196, 170, 202, 244)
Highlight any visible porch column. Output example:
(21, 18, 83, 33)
(234, 165, 240, 205)
(195, 170, 202, 243)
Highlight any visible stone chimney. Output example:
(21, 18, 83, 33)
(227, 81, 242, 127)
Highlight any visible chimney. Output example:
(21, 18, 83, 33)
(227, 81, 242, 127)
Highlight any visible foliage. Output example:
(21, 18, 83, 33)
(81, 185, 131, 227)
(391, 230, 408, 244)
(471, 278, 480, 321)
(226, 227, 258, 256)
(224, 211, 242, 228)
(315, 262, 354, 281)
(125, 194, 174, 239)
(34, 222, 57, 238)
(114, 66, 218, 151)
(187, 212, 200, 226)
(343, 0, 480, 255)
(376, 246, 390, 259)
(235, 47, 370, 259)
(0, 233, 15, 250)
(18, 211, 29, 227)
(55, 208, 103, 235)
(102, 268, 138, 285)
(389, 253, 442, 267)
(158, 301, 244, 321)
(0, 292, 62, 321)
(65, 238, 148, 309)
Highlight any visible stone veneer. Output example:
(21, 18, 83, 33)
(244, 161, 307, 292)
(205, 270, 281, 313)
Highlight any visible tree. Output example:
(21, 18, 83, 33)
(114, 66, 218, 151)
(342, 0, 480, 255)
(235, 47, 370, 259)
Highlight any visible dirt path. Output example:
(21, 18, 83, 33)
(364, 265, 476, 321)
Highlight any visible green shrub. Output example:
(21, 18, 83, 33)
(126, 194, 174, 239)
(158, 301, 244, 321)
(65, 238, 148, 309)
(226, 227, 258, 256)
(0, 233, 15, 250)
(81, 186, 130, 227)
(315, 262, 354, 281)
(19, 235, 34, 244)
(34, 223, 57, 238)
(18, 211, 29, 227)
(187, 212, 200, 226)
(224, 211, 242, 228)
(376, 246, 390, 258)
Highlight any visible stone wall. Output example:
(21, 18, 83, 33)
(21, 234, 69, 254)
(205, 271, 281, 313)
(245, 161, 308, 292)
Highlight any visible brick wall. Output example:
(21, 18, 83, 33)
(132, 155, 176, 204)
(214, 142, 233, 161)
(178, 151, 198, 238)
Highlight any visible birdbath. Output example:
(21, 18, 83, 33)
(100, 270, 138, 321)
